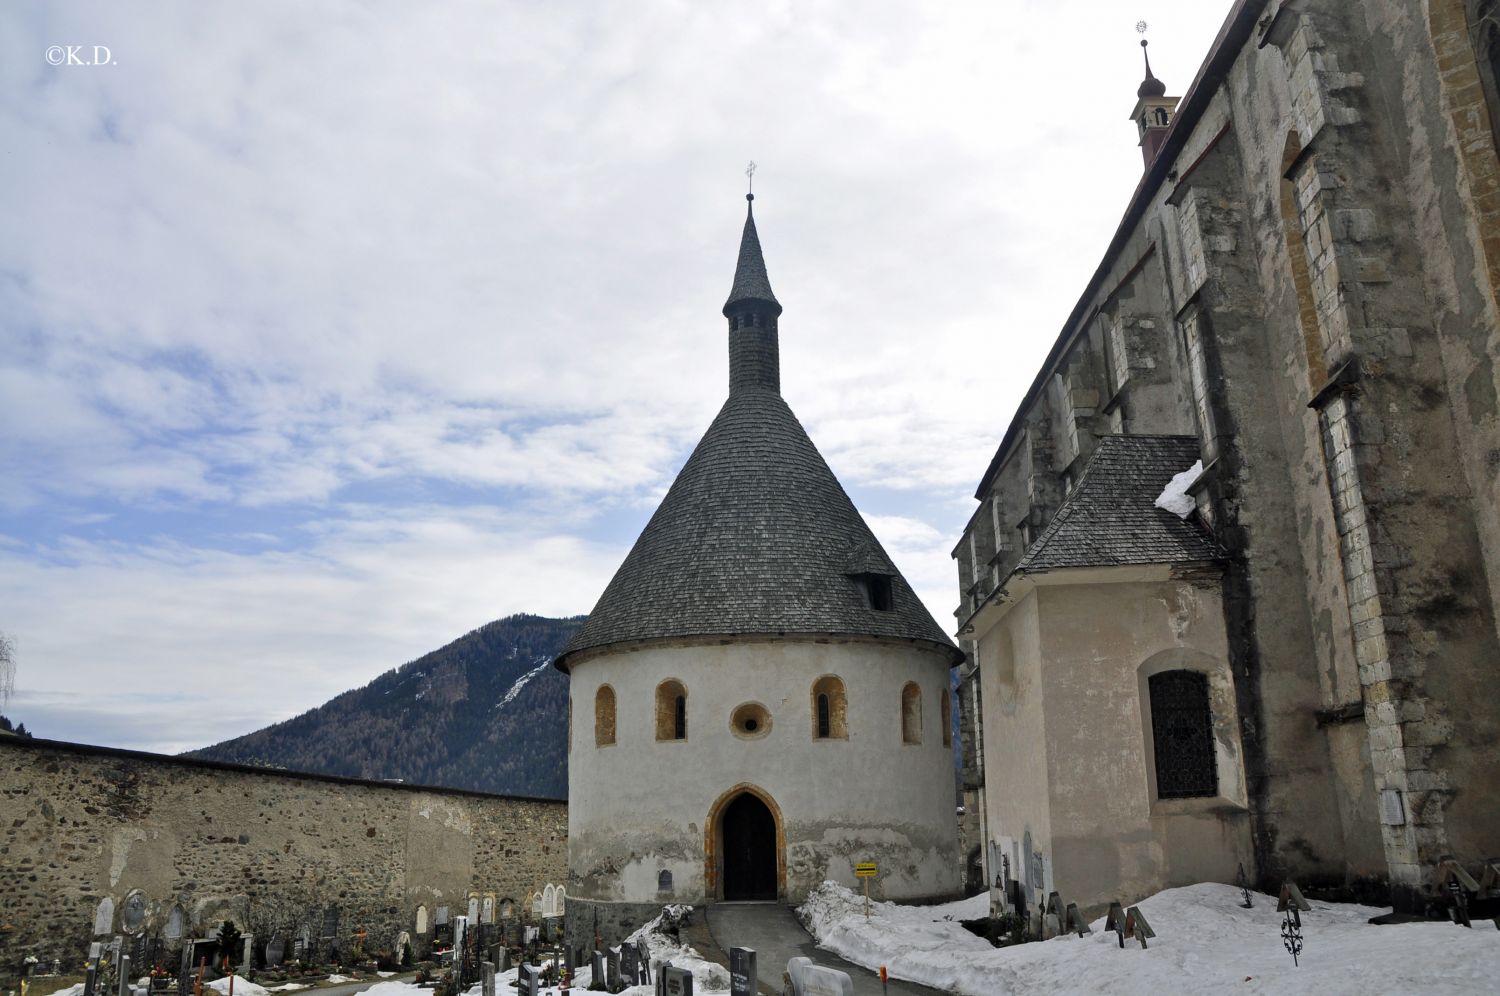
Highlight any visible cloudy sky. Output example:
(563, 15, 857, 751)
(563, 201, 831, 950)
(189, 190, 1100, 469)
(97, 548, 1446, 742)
(1, 1, 1231, 753)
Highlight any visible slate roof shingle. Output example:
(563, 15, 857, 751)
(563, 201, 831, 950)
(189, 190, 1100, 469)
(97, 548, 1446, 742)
(1014, 434, 1224, 573)
(556, 388, 960, 668)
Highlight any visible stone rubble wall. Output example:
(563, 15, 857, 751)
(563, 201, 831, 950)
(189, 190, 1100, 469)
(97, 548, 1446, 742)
(0, 737, 566, 984)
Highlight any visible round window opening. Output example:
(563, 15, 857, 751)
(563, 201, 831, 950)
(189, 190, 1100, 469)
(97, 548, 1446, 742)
(731, 702, 772, 739)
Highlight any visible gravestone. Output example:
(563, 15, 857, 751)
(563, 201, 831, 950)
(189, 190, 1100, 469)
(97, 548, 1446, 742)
(1042, 913, 1060, 939)
(517, 965, 540, 996)
(416, 905, 429, 935)
(481, 961, 495, 996)
(468, 897, 480, 923)
(116, 956, 131, 996)
(123, 894, 148, 933)
(784, 958, 851, 996)
(606, 947, 621, 992)
(435, 906, 449, 926)
(592, 949, 606, 990)
(658, 965, 693, 996)
(636, 939, 652, 984)
(266, 936, 285, 968)
(242, 935, 253, 973)
(94, 898, 116, 936)
(84, 944, 102, 996)
(131, 933, 146, 971)
(321, 907, 339, 940)
(481, 897, 494, 924)
(621, 944, 639, 987)
(729, 947, 756, 996)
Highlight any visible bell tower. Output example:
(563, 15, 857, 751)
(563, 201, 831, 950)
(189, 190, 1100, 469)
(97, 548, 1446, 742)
(1130, 36, 1179, 168)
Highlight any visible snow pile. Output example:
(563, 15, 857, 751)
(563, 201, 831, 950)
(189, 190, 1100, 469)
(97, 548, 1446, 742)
(1153, 459, 1202, 518)
(321, 976, 353, 985)
(207, 977, 269, 996)
(496, 659, 550, 709)
(356, 983, 427, 996)
(266, 985, 309, 992)
(622, 906, 729, 995)
(799, 880, 1500, 995)
(37, 985, 84, 996)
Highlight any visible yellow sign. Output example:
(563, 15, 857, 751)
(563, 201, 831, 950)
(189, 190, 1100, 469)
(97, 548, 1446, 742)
(855, 862, 878, 878)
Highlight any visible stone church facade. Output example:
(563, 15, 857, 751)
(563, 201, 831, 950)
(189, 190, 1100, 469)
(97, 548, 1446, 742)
(955, 0, 1500, 914)
(560, 198, 962, 947)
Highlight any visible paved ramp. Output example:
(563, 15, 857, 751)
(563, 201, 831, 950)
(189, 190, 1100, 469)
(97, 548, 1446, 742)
(704, 902, 940, 996)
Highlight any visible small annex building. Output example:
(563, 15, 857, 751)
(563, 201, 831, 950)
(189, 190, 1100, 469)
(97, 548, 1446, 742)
(556, 196, 963, 946)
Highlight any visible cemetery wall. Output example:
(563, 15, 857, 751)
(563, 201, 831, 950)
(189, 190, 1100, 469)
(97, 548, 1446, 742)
(0, 737, 567, 983)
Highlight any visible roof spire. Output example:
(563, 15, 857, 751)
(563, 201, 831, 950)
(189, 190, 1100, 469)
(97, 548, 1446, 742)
(723, 171, 783, 395)
(1136, 30, 1166, 99)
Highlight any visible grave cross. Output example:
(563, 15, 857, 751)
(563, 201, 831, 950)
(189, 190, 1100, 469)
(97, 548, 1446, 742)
(1236, 863, 1254, 909)
(1277, 882, 1312, 967)
(1104, 902, 1127, 948)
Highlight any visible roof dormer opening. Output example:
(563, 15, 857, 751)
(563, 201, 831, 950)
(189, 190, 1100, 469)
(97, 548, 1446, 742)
(852, 572, 894, 611)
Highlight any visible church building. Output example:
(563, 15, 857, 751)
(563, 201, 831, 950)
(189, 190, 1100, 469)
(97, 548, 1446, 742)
(955, 0, 1500, 916)
(557, 196, 963, 946)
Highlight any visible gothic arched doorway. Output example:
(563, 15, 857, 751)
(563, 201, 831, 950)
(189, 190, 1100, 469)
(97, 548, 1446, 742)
(706, 783, 785, 901)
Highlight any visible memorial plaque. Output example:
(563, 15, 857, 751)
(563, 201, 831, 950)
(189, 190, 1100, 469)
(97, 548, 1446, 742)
(416, 905, 429, 935)
(94, 898, 116, 936)
(480, 897, 494, 924)
(435, 906, 449, 926)
(165, 907, 186, 943)
(729, 947, 756, 996)
(123, 893, 148, 932)
(320, 907, 339, 939)
(468, 897, 480, 923)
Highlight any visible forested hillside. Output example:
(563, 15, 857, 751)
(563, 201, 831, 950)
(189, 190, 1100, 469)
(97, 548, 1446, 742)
(188, 613, 581, 799)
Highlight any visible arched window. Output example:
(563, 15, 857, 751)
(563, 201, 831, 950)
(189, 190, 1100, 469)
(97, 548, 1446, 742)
(595, 685, 616, 747)
(656, 679, 687, 741)
(810, 675, 847, 739)
(900, 682, 922, 745)
(941, 686, 952, 747)
(1471, 1, 1500, 148)
(1147, 670, 1218, 799)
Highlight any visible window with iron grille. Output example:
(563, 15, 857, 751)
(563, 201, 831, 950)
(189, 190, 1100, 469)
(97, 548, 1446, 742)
(1148, 670, 1218, 798)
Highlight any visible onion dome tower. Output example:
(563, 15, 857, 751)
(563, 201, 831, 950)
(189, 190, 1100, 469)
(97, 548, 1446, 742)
(557, 192, 962, 948)
(1131, 37, 1180, 168)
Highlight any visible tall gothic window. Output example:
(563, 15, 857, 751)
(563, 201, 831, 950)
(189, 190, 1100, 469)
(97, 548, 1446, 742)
(901, 682, 922, 745)
(941, 686, 953, 748)
(1148, 670, 1218, 799)
(811, 675, 847, 739)
(1472, 1, 1500, 149)
(594, 685, 616, 747)
(656, 679, 687, 742)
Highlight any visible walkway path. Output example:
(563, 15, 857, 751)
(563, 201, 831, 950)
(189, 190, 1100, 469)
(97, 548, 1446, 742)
(703, 903, 941, 996)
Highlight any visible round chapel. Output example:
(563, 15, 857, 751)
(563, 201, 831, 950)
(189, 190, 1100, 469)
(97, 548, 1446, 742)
(556, 197, 962, 945)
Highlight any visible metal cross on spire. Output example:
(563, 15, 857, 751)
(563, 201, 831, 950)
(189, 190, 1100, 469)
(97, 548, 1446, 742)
(746, 161, 757, 195)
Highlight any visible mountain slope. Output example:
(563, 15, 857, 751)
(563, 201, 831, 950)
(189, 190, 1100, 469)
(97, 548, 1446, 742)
(188, 613, 582, 799)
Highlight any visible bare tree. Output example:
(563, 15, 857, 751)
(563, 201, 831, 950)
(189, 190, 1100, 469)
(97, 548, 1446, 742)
(0, 631, 14, 708)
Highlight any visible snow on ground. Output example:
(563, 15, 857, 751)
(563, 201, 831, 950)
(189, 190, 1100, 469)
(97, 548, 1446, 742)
(1153, 459, 1202, 518)
(35, 984, 83, 996)
(496, 659, 550, 709)
(799, 880, 1500, 995)
(321, 976, 353, 985)
(265, 985, 309, 992)
(207, 976, 270, 996)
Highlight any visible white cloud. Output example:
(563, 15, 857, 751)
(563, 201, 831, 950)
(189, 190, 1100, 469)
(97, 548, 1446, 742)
(0, 0, 1234, 747)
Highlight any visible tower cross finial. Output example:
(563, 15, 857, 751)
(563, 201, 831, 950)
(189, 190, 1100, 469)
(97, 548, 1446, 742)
(746, 160, 757, 200)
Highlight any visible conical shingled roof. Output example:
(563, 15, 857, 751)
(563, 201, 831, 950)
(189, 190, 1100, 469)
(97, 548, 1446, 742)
(556, 389, 959, 667)
(722, 198, 782, 317)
